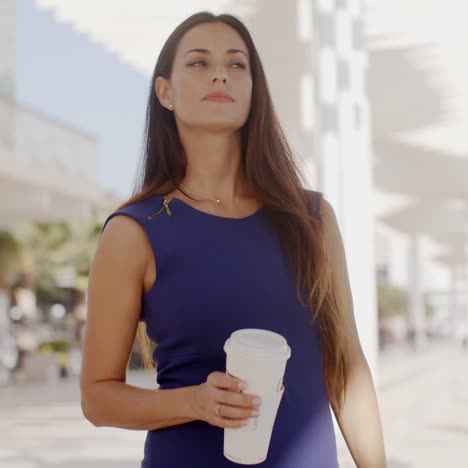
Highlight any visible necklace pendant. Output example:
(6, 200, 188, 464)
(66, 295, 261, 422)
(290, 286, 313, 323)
(216, 199, 220, 204)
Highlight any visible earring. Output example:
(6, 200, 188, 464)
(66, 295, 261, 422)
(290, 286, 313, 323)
(169, 104, 173, 110)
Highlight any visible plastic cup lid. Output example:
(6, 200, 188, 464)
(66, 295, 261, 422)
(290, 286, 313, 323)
(224, 328, 291, 360)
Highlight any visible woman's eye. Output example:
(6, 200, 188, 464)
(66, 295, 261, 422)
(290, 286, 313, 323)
(189, 60, 246, 69)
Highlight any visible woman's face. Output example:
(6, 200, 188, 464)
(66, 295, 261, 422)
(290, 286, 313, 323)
(155, 22, 253, 132)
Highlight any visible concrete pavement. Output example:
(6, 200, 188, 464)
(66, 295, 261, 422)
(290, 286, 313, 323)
(337, 341, 468, 467)
(0, 341, 467, 467)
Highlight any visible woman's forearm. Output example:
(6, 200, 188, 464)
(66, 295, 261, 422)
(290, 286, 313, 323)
(81, 380, 198, 430)
(334, 361, 387, 468)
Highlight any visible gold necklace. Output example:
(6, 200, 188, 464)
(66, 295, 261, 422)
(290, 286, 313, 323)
(178, 183, 240, 204)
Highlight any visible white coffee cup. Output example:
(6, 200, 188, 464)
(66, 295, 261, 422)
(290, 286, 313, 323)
(223, 328, 291, 465)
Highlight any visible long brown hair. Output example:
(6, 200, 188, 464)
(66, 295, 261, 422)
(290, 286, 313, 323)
(117, 11, 349, 416)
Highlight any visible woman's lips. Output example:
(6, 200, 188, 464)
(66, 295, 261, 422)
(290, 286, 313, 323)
(203, 96, 234, 102)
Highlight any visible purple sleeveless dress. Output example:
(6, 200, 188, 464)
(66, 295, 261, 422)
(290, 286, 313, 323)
(102, 191, 339, 467)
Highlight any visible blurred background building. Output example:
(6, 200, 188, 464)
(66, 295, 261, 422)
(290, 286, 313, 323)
(0, 0, 119, 385)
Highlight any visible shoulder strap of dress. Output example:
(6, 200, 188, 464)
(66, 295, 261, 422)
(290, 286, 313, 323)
(100, 205, 143, 237)
(100, 196, 165, 237)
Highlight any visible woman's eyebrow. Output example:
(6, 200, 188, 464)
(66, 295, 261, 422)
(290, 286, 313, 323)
(183, 48, 248, 59)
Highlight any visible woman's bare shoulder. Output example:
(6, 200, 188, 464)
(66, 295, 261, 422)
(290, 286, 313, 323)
(99, 214, 151, 269)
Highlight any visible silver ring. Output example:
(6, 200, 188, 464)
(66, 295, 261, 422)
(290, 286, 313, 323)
(215, 404, 222, 417)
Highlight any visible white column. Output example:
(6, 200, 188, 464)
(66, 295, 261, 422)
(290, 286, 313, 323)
(462, 232, 468, 350)
(297, 0, 319, 188)
(450, 264, 459, 340)
(314, 0, 378, 382)
(407, 233, 427, 347)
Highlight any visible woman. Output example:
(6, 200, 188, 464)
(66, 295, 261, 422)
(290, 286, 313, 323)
(80, 11, 387, 468)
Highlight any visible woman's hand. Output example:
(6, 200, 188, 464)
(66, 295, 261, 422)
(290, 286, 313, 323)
(189, 371, 262, 429)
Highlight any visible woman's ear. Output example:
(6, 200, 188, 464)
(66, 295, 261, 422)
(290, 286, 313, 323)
(154, 76, 172, 110)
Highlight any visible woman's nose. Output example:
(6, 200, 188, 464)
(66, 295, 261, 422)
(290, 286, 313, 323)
(211, 65, 228, 83)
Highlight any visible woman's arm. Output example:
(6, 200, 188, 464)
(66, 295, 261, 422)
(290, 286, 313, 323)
(321, 197, 387, 468)
(333, 359, 387, 468)
(80, 215, 197, 430)
(82, 380, 197, 430)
